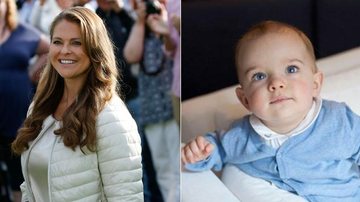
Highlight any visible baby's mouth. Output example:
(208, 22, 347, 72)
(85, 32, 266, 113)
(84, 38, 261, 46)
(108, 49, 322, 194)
(270, 96, 292, 104)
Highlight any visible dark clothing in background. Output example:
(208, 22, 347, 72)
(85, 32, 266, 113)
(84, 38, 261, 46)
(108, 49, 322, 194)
(96, 8, 138, 101)
(0, 23, 40, 191)
(95, 8, 163, 201)
(0, 23, 39, 139)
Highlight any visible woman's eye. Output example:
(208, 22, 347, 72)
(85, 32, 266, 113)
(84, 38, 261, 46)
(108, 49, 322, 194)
(252, 72, 267, 81)
(52, 40, 61, 45)
(286, 65, 299, 73)
(72, 41, 82, 46)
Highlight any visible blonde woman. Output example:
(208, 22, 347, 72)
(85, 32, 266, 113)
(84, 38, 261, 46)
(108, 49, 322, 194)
(12, 7, 143, 201)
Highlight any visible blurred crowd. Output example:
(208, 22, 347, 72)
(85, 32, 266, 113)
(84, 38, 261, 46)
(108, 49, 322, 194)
(0, 0, 180, 201)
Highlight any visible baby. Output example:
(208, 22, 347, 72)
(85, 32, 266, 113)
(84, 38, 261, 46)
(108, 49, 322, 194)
(182, 21, 360, 201)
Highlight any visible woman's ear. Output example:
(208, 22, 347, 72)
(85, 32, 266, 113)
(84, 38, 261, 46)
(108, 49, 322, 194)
(312, 71, 323, 97)
(235, 86, 250, 110)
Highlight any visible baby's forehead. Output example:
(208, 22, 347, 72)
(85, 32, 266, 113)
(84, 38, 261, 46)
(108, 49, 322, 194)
(236, 33, 317, 71)
(237, 31, 305, 60)
(241, 26, 297, 41)
(237, 29, 312, 59)
(243, 29, 301, 46)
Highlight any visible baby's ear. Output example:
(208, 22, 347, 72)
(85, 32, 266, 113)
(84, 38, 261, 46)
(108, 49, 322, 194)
(312, 71, 323, 97)
(235, 86, 250, 110)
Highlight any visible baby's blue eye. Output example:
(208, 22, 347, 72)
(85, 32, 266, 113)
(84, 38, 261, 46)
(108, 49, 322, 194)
(252, 72, 267, 81)
(286, 65, 299, 73)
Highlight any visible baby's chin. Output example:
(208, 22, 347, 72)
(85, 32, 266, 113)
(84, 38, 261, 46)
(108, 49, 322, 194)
(257, 112, 307, 131)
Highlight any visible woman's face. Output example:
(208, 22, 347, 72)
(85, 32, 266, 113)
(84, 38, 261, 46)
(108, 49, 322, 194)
(50, 19, 91, 83)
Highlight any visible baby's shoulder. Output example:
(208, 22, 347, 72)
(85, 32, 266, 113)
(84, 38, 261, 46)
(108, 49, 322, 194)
(229, 115, 252, 131)
(222, 115, 252, 140)
(321, 99, 359, 119)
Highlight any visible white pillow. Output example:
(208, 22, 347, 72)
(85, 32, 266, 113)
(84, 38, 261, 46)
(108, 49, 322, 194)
(321, 65, 360, 115)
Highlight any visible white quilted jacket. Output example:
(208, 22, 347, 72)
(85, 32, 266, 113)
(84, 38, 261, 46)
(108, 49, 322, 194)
(20, 96, 143, 202)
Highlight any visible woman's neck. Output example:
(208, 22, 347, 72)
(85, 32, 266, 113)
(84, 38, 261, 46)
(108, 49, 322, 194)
(62, 82, 82, 106)
(53, 85, 80, 120)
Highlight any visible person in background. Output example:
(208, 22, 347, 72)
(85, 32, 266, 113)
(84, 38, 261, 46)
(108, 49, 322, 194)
(167, 0, 180, 126)
(0, 0, 49, 201)
(146, 0, 180, 125)
(0, 158, 12, 202)
(124, 0, 180, 201)
(95, 0, 137, 103)
(16, 0, 35, 23)
(29, 0, 74, 36)
(11, 7, 143, 201)
(73, 0, 91, 7)
(95, 1, 163, 201)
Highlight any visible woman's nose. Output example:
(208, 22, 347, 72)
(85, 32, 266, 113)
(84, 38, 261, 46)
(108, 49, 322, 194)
(60, 45, 71, 54)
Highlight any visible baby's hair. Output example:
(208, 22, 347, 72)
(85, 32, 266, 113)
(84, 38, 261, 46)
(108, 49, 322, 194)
(235, 20, 318, 76)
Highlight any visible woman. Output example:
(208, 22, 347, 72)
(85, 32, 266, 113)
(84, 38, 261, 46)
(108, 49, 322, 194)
(12, 7, 143, 201)
(0, 0, 49, 201)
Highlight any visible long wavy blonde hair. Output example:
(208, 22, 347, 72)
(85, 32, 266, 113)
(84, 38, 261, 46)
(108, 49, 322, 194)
(12, 7, 120, 154)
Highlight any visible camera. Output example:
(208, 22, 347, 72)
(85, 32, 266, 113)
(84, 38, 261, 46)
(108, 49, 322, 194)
(144, 0, 161, 14)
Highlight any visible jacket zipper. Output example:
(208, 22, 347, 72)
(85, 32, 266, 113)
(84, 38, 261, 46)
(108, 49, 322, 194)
(47, 135, 58, 202)
(23, 117, 56, 202)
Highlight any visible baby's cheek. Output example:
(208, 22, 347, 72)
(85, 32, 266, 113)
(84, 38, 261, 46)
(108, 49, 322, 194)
(297, 80, 314, 95)
(248, 90, 268, 112)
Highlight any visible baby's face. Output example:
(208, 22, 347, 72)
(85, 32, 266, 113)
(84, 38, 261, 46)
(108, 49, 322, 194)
(236, 31, 322, 133)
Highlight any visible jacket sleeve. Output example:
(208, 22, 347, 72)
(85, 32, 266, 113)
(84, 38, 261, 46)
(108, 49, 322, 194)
(96, 99, 143, 202)
(20, 181, 29, 202)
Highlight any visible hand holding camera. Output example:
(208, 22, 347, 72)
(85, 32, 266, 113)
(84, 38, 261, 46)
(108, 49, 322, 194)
(132, 0, 168, 35)
(144, 0, 161, 15)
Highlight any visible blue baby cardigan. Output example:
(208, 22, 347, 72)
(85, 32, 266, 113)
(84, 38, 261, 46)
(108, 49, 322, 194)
(185, 100, 360, 201)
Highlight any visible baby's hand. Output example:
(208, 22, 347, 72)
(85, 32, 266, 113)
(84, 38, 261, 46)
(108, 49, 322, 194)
(181, 136, 214, 164)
